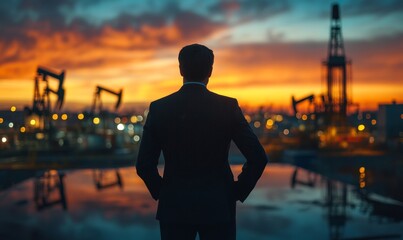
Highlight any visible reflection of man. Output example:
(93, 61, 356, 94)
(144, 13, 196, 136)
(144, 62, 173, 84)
(136, 44, 268, 240)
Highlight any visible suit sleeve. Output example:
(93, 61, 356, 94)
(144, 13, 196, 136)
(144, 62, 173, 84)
(136, 102, 162, 200)
(231, 99, 268, 202)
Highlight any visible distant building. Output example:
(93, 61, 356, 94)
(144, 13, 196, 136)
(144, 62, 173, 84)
(377, 102, 403, 147)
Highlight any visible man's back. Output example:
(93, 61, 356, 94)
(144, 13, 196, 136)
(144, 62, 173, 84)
(136, 44, 268, 239)
(137, 83, 267, 223)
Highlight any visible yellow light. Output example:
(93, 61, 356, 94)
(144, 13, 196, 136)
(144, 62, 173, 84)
(254, 121, 261, 128)
(10, 106, 16, 112)
(52, 114, 58, 120)
(244, 115, 251, 123)
(77, 113, 84, 120)
(93, 117, 100, 125)
(266, 119, 274, 127)
(130, 116, 137, 123)
(275, 115, 283, 122)
(1, 137, 6, 143)
(20, 126, 26, 133)
(359, 167, 365, 173)
(0, 118, 3, 124)
(360, 182, 366, 188)
(30, 119, 36, 126)
(357, 124, 365, 131)
(299, 124, 306, 131)
(61, 114, 68, 120)
(301, 114, 308, 121)
(115, 117, 121, 124)
(36, 133, 45, 140)
(371, 119, 376, 125)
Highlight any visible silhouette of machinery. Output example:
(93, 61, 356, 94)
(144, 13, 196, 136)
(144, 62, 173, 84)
(29, 67, 65, 131)
(34, 170, 67, 211)
(91, 85, 123, 116)
(290, 4, 356, 149)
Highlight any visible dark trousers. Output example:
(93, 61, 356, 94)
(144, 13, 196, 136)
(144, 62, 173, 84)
(159, 220, 236, 240)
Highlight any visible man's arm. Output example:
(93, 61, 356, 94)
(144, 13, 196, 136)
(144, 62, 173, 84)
(136, 102, 162, 200)
(231, 99, 268, 202)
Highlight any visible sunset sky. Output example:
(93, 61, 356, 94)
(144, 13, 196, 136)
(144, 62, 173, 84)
(0, 0, 402, 112)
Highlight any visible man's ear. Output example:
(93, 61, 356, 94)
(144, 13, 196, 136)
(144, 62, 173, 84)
(179, 65, 184, 77)
(208, 67, 213, 77)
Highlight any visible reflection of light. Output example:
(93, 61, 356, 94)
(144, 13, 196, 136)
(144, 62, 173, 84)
(310, 114, 316, 120)
(114, 117, 121, 124)
(52, 113, 58, 120)
(117, 123, 124, 131)
(128, 124, 134, 130)
(61, 114, 68, 120)
(93, 117, 100, 125)
(1, 137, 6, 143)
(10, 106, 16, 112)
(371, 119, 376, 125)
(133, 135, 140, 142)
(130, 116, 138, 123)
(275, 115, 283, 122)
(359, 167, 365, 173)
(20, 127, 26, 133)
(296, 112, 301, 119)
(254, 121, 261, 128)
(244, 115, 251, 123)
(137, 115, 144, 122)
(0, 118, 3, 124)
(357, 124, 365, 131)
(77, 113, 84, 120)
(360, 182, 366, 188)
(283, 129, 289, 135)
(330, 127, 337, 136)
(369, 136, 375, 144)
(301, 114, 308, 121)
(8, 122, 14, 128)
(298, 124, 306, 131)
(30, 119, 36, 126)
(341, 141, 348, 148)
(36, 133, 45, 140)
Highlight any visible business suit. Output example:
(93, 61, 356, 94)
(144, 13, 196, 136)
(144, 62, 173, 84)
(136, 83, 268, 239)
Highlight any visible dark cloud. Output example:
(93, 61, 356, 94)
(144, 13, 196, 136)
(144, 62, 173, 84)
(318, 0, 403, 18)
(209, 0, 291, 22)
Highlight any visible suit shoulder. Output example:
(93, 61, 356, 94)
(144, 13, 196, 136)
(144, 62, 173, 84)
(150, 91, 179, 108)
(208, 91, 238, 106)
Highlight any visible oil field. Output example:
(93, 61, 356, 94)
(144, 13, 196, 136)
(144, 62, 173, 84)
(0, 2, 402, 240)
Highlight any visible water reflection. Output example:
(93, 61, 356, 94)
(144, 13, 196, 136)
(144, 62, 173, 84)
(34, 170, 67, 211)
(93, 169, 123, 191)
(0, 162, 402, 240)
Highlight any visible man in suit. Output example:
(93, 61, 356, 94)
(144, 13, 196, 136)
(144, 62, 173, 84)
(136, 44, 268, 240)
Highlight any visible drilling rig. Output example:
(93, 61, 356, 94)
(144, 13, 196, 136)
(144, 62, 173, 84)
(290, 4, 359, 149)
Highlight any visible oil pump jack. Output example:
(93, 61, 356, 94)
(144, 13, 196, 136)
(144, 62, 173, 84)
(91, 86, 123, 116)
(26, 66, 65, 135)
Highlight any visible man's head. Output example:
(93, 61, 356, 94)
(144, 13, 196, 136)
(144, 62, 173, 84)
(178, 44, 214, 83)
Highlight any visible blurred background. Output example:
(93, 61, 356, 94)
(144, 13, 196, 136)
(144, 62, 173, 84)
(0, 0, 402, 239)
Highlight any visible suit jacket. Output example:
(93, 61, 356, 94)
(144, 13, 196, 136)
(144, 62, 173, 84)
(136, 83, 268, 224)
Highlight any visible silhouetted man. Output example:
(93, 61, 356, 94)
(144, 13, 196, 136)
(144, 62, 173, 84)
(136, 44, 268, 240)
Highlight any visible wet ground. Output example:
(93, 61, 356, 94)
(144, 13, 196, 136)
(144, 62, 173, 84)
(1, 157, 402, 240)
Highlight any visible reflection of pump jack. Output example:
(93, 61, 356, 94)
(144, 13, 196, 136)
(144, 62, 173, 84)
(91, 85, 123, 115)
(290, 168, 317, 189)
(27, 66, 65, 134)
(34, 170, 67, 211)
(93, 169, 123, 191)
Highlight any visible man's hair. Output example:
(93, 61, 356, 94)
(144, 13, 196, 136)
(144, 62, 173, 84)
(178, 44, 214, 82)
